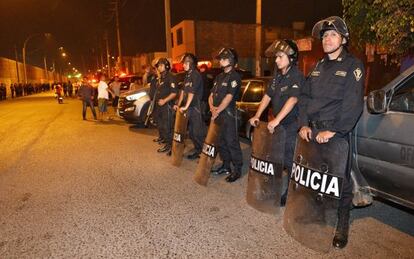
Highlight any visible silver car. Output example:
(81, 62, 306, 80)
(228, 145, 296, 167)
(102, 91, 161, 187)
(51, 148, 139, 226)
(352, 65, 414, 209)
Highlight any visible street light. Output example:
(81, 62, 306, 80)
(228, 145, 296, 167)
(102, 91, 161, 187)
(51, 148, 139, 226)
(22, 33, 52, 84)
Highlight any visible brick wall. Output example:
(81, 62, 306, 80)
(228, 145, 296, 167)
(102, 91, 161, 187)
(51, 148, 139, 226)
(0, 57, 61, 97)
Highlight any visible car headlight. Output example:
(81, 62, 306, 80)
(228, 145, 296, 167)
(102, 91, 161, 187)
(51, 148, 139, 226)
(126, 92, 147, 101)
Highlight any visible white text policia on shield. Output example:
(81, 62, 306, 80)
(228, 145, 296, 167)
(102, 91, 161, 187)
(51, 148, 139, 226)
(250, 157, 275, 176)
(291, 162, 342, 199)
(202, 143, 216, 158)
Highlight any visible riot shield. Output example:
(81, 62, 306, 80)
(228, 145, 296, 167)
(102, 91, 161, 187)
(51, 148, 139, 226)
(283, 137, 348, 253)
(193, 120, 221, 186)
(246, 122, 285, 214)
(171, 111, 189, 167)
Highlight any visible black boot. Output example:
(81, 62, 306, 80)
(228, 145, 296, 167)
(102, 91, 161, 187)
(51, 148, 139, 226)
(280, 191, 287, 207)
(211, 163, 230, 175)
(157, 144, 171, 153)
(153, 137, 163, 142)
(333, 207, 351, 249)
(186, 152, 200, 160)
(225, 170, 241, 182)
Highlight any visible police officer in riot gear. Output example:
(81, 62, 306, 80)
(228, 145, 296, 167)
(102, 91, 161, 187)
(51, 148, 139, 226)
(154, 58, 178, 155)
(298, 16, 365, 249)
(174, 53, 207, 159)
(249, 39, 304, 206)
(210, 48, 243, 182)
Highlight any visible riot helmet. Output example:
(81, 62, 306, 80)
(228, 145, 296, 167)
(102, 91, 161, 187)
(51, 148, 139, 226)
(265, 39, 299, 65)
(312, 16, 350, 43)
(154, 57, 171, 71)
(180, 53, 198, 68)
(215, 47, 238, 66)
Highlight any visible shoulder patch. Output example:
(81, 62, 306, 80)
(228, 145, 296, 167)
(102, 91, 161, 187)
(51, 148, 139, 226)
(311, 71, 320, 77)
(335, 71, 347, 77)
(231, 80, 238, 88)
(353, 68, 362, 82)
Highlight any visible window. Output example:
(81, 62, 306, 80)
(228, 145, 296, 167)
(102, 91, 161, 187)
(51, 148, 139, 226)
(171, 32, 174, 47)
(389, 75, 414, 113)
(242, 81, 263, 103)
(177, 28, 183, 45)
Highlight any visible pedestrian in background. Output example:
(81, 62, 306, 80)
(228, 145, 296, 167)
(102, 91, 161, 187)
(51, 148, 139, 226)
(11, 84, 15, 98)
(129, 78, 140, 91)
(97, 74, 114, 121)
(109, 76, 121, 116)
(78, 77, 97, 120)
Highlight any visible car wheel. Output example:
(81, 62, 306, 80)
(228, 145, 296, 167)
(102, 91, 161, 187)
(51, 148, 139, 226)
(139, 102, 150, 122)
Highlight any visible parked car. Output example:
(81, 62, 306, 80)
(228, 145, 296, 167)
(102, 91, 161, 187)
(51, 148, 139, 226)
(118, 86, 151, 124)
(118, 72, 186, 125)
(236, 77, 272, 140)
(352, 65, 414, 209)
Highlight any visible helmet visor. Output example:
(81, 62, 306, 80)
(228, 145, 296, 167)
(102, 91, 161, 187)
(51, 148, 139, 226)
(265, 40, 295, 58)
(312, 16, 349, 39)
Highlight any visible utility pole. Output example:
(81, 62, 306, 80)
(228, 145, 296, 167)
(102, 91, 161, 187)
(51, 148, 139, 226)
(52, 61, 56, 82)
(104, 31, 111, 78)
(100, 42, 104, 71)
(14, 45, 20, 83)
(255, 0, 262, 77)
(115, 0, 123, 71)
(43, 56, 49, 83)
(164, 0, 172, 59)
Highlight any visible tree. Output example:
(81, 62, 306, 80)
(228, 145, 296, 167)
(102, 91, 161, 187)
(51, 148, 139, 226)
(343, 0, 414, 59)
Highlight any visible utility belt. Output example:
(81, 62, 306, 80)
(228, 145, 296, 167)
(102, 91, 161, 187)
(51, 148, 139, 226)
(223, 107, 241, 123)
(308, 119, 335, 130)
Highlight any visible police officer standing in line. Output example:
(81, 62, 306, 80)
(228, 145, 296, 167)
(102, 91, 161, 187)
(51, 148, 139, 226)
(249, 39, 305, 205)
(210, 48, 243, 182)
(154, 58, 178, 156)
(174, 53, 207, 160)
(298, 16, 365, 249)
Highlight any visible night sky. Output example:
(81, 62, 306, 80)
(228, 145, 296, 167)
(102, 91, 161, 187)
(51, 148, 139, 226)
(0, 0, 341, 72)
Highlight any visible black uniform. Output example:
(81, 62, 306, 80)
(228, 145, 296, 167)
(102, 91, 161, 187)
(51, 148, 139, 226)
(299, 49, 365, 209)
(266, 65, 304, 179)
(212, 69, 243, 171)
(182, 69, 207, 154)
(156, 71, 178, 147)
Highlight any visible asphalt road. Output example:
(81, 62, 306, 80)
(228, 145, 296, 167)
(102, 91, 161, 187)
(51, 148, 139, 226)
(0, 93, 413, 258)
